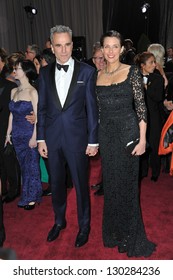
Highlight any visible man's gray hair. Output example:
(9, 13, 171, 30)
(50, 25, 72, 42)
(28, 44, 40, 56)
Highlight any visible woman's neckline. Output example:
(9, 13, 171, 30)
(97, 65, 132, 87)
(12, 100, 32, 103)
(16, 86, 31, 93)
(104, 63, 122, 75)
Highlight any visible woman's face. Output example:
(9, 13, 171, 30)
(14, 63, 25, 80)
(102, 36, 124, 63)
(141, 56, 156, 74)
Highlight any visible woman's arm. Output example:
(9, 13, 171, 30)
(130, 120, 147, 156)
(29, 88, 38, 148)
(5, 112, 13, 145)
(131, 66, 147, 155)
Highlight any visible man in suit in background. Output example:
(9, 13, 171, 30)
(37, 25, 98, 247)
(0, 76, 21, 202)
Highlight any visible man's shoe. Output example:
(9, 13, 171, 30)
(94, 187, 104, 196)
(47, 223, 66, 242)
(151, 176, 158, 182)
(75, 230, 89, 247)
(42, 188, 52, 196)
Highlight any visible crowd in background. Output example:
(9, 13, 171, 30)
(0, 28, 173, 257)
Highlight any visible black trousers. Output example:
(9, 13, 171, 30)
(43, 157, 73, 189)
(0, 145, 21, 197)
(0, 195, 5, 246)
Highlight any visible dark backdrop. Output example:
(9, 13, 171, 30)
(0, 0, 173, 58)
(102, 0, 160, 52)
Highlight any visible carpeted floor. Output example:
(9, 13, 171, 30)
(3, 164, 173, 260)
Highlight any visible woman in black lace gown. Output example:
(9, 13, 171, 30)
(96, 30, 156, 257)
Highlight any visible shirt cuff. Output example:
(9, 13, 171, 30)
(37, 140, 45, 143)
(88, 143, 99, 147)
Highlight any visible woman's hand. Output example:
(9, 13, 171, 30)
(164, 99, 173, 111)
(131, 141, 146, 156)
(4, 135, 12, 146)
(29, 137, 37, 148)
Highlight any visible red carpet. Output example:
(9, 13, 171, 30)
(3, 163, 173, 260)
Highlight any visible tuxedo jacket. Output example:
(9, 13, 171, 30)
(37, 59, 98, 152)
(144, 72, 164, 144)
(145, 72, 164, 124)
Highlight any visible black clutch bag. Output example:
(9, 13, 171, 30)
(125, 138, 139, 154)
(4, 143, 16, 157)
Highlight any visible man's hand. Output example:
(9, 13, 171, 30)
(164, 100, 173, 111)
(25, 111, 36, 124)
(38, 142, 48, 158)
(85, 145, 98, 157)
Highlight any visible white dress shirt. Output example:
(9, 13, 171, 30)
(55, 57, 74, 107)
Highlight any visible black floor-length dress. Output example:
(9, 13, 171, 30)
(96, 66, 156, 257)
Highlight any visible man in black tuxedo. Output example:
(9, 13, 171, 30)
(0, 76, 18, 246)
(140, 72, 164, 181)
(37, 25, 98, 247)
(0, 76, 21, 201)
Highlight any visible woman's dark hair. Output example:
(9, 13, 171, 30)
(0, 63, 13, 78)
(34, 54, 42, 64)
(0, 52, 25, 79)
(100, 30, 124, 47)
(41, 48, 55, 64)
(134, 51, 155, 68)
(15, 59, 38, 84)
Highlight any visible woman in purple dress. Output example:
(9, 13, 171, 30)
(5, 59, 42, 210)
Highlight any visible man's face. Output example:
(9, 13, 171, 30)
(51, 32, 73, 64)
(167, 48, 173, 57)
(25, 47, 36, 61)
(92, 49, 106, 70)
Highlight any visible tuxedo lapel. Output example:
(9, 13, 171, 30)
(63, 59, 80, 111)
(50, 62, 63, 111)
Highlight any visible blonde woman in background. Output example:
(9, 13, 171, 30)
(147, 43, 168, 88)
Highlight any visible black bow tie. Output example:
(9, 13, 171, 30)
(57, 63, 69, 72)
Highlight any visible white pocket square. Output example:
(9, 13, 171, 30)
(77, 80, 84, 84)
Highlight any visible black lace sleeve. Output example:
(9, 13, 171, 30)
(130, 66, 147, 123)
